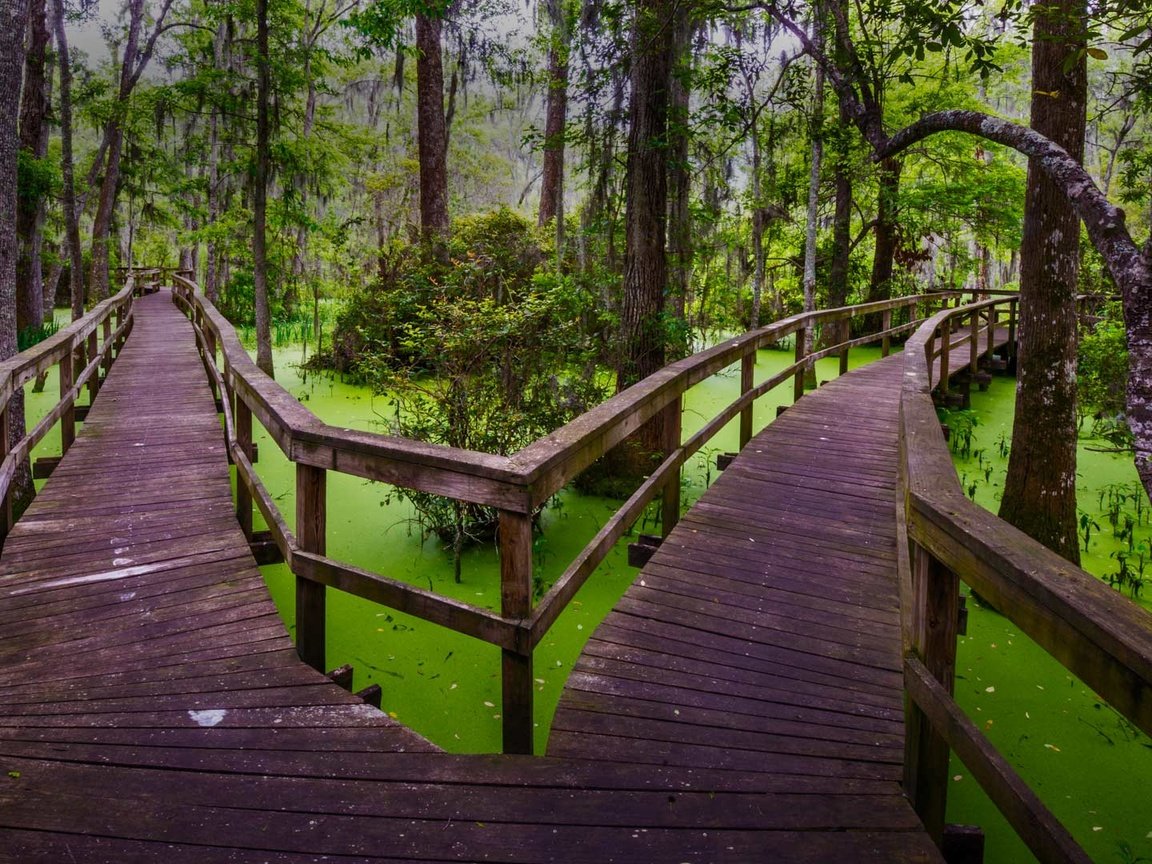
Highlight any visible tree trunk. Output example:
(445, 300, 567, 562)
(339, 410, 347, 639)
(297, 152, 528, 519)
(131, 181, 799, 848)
(16, 0, 49, 335)
(800, 3, 824, 385)
(998, 0, 1087, 565)
(826, 113, 852, 345)
(87, 0, 175, 302)
(665, 6, 693, 355)
(253, 0, 274, 377)
(864, 156, 900, 331)
(749, 128, 765, 330)
(618, 0, 673, 391)
(415, 13, 449, 236)
(2, 0, 35, 519)
(51, 0, 83, 322)
(537, 0, 568, 244)
(204, 18, 226, 305)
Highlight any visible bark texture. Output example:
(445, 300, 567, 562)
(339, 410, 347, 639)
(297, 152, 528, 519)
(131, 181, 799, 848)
(16, 0, 49, 333)
(2, 0, 35, 518)
(537, 0, 568, 231)
(253, 0, 274, 376)
(51, 0, 83, 322)
(416, 14, 449, 235)
(998, 0, 1086, 564)
(617, 0, 673, 395)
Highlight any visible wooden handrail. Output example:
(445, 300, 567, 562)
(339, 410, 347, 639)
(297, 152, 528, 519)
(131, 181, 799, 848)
(171, 273, 973, 754)
(899, 295, 1152, 862)
(0, 283, 135, 541)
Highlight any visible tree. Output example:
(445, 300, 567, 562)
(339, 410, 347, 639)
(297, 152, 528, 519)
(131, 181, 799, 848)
(998, 0, 1088, 564)
(253, 0, 275, 376)
(416, 10, 449, 234)
(1, 0, 34, 519)
(762, 2, 1152, 508)
(88, 0, 177, 301)
(16, 0, 50, 335)
(51, 0, 84, 321)
(617, 0, 674, 396)
(537, 0, 571, 234)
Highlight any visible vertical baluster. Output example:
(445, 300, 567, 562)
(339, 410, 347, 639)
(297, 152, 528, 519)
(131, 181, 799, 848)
(938, 318, 951, 396)
(295, 463, 327, 672)
(59, 344, 75, 455)
(87, 330, 99, 399)
(662, 396, 683, 536)
(986, 305, 997, 363)
(499, 509, 534, 754)
(101, 315, 113, 380)
(235, 391, 253, 540)
(904, 543, 960, 844)
(1007, 299, 1018, 369)
(739, 352, 754, 449)
(0, 405, 11, 544)
(881, 309, 892, 358)
(793, 326, 806, 403)
(969, 310, 979, 375)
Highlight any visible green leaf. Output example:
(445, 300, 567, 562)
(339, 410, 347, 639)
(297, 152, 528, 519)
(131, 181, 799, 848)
(1086, 47, 1107, 60)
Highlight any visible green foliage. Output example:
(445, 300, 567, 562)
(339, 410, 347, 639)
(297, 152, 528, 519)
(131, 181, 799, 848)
(17, 320, 61, 353)
(1078, 302, 1129, 431)
(16, 150, 58, 208)
(325, 210, 610, 556)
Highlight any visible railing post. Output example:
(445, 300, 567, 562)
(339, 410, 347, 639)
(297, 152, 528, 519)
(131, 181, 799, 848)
(904, 542, 961, 845)
(0, 406, 11, 544)
(986, 306, 997, 363)
(881, 309, 892, 358)
(662, 396, 683, 536)
(59, 344, 75, 455)
(1007, 299, 1018, 369)
(498, 509, 534, 755)
(235, 394, 254, 540)
(793, 327, 806, 403)
(101, 315, 113, 379)
(938, 318, 951, 396)
(739, 352, 754, 449)
(295, 463, 327, 673)
(969, 310, 979, 376)
(87, 329, 100, 399)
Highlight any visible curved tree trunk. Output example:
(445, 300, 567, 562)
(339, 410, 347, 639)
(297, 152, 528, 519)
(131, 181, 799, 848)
(998, 0, 1087, 565)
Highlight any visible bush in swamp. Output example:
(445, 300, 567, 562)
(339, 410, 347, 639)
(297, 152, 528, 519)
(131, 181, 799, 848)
(320, 210, 611, 575)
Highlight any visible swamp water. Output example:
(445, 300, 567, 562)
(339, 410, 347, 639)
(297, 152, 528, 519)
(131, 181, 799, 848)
(943, 374, 1152, 864)
(18, 335, 1151, 862)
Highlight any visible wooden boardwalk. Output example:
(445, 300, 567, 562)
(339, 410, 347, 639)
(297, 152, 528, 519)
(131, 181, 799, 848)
(0, 290, 959, 861)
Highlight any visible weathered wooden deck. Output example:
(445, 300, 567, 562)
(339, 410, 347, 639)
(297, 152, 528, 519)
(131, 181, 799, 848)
(0, 290, 975, 861)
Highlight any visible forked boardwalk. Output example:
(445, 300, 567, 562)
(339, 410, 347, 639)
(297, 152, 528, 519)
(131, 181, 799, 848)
(0, 289, 998, 861)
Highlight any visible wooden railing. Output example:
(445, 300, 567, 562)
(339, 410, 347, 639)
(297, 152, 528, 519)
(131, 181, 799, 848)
(900, 297, 1152, 863)
(0, 283, 135, 541)
(171, 272, 992, 753)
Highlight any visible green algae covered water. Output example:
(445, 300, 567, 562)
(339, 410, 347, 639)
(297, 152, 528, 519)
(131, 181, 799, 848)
(944, 374, 1152, 864)
(17, 327, 1151, 862)
(246, 341, 873, 754)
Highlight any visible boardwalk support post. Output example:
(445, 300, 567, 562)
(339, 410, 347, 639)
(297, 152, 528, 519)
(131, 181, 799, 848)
(793, 326, 806, 403)
(904, 542, 960, 845)
(0, 406, 10, 542)
(938, 319, 951, 396)
(881, 309, 892, 358)
(969, 312, 979, 376)
(296, 463, 327, 672)
(499, 509, 534, 754)
(60, 345, 76, 455)
(739, 353, 754, 449)
(235, 398, 254, 540)
(662, 396, 682, 536)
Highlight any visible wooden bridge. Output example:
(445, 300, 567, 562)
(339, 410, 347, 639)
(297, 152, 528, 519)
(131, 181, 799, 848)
(0, 276, 1147, 863)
